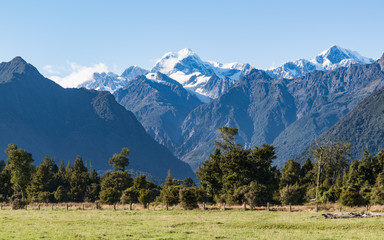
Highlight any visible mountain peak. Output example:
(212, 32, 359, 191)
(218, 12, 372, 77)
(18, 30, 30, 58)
(316, 45, 373, 65)
(0, 56, 37, 83)
(266, 45, 374, 79)
(177, 48, 196, 58)
(10, 56, 27, 65)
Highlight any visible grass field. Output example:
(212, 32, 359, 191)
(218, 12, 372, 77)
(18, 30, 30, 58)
(1, 206, 384, 239)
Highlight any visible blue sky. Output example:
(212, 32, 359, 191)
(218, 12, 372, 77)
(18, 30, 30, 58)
(0, 0, 383, 81)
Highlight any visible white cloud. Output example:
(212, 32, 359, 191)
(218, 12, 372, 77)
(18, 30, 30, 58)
(49, 62, 108, 88)
(43, 65, 61, 74)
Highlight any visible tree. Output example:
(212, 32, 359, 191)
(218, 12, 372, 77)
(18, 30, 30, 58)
(279, 183, 304, 205)
(196, 149, 223, 201)
(138, 189, 153, 208)
(182, 177, 195, 188)
(5, 144, 34, 202)
(0, 160, 5, 172)
(121, 187, 139, 204)
(54, 185, 68, 202)
(279, 159, 301, 188)
(109, 148, 130, 172)
(179, 187, 198, 210)
(160, 186, 180, 206)
(214, 127, 242, 152)
(370, 172, 384, 205)
(85, 169, 100, 202)
(27, 156, 58, 202)
(0, 168, 12, 202)
(163, 169, 181, 187)
(99, 171, 132, 204)
(122, 175, 158, 205)
(197, 127, 279, 204)
(312, 140, 350, 201)
(68, 156, 89, 202)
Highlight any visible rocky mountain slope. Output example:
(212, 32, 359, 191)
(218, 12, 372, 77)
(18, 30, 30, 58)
(296, 54, 384, 161)
(114, 72, 202, 153)
(0, 57, 194, 180)
(178, 56, 384, 169)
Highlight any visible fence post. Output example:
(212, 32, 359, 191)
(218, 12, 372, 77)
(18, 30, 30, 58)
(82, 204, 85, 210)
(166, 203, 169, 211)
(114, 203, 116, 211)
(289, 203, 292, 212)
(267, 202, 270, 211)
(66, 203, 69, 211)
(223, 202, 226, 211)
(244, 202, 247, 211)
(203, 202, 206, 210)
(339, 205, 342, 212)
(366, 205, 369, 212)
(25, 205, 27, 210)
(38, 204, 40, 211)
(129, 202, 133, 211)
(1, 204, 2, 210)
(315, 203, 318, 213)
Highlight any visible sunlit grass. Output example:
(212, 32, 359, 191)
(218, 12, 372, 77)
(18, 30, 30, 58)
(0, 207, 383, 239)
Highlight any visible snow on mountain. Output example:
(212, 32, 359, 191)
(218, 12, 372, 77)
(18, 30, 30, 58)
(79, 66, 148, 93)
(266, 45, 374, 79)
(150, 48, 253, 100)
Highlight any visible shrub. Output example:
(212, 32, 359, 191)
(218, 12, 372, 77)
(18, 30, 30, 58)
(179, 188, 198, 210)
(340, 187, 365, 206)
(160, 186, 180, 206)
(120, 187, 138, 204)
(138, 189, 153, 208)
(279, 183, 304, 205)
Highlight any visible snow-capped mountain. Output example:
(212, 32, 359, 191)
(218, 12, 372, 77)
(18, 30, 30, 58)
(78, 49, 252, 101)
(266, 45, 374, 79)
(150, 48, 253, 101)
(79, 66, 148, 92)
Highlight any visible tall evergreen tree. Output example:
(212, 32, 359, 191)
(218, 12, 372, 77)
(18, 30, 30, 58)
(4, 144, 34, 201)
(27, 156, 58, 202)
(68, 156, 89, 202)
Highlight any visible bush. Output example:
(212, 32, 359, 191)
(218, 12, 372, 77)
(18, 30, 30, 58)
(138, 189, 153, 208)
(11, 191, 26, 209)
(120, 187, 138, 204)
(160, 186, 180, 206)
(179, 188, 198, 210)
(340, 188, 365, 206)
(279, 184, 304, 205)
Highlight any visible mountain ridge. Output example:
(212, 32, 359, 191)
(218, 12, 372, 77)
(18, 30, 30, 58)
(0, 57, 195, 180)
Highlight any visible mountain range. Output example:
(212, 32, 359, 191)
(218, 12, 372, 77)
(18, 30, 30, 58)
(0, 57, 194, 181)
(78, 45, 373, 102)
(97, 46, 380, 169)
(10, 46, 383, 175)
(297, 54, 384, 162)
(265, 45, 374, 79)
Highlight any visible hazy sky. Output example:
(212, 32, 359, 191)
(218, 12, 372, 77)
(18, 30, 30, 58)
(0, 0, 383, 80)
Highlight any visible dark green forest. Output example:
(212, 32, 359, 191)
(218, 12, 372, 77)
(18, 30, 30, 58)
(1, 127, 384, 209)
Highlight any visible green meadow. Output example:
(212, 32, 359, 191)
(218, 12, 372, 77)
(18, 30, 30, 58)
(1, 208, 383, 239)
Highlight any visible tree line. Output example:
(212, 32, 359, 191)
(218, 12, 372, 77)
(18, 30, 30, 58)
(1, 127, 384, 209)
